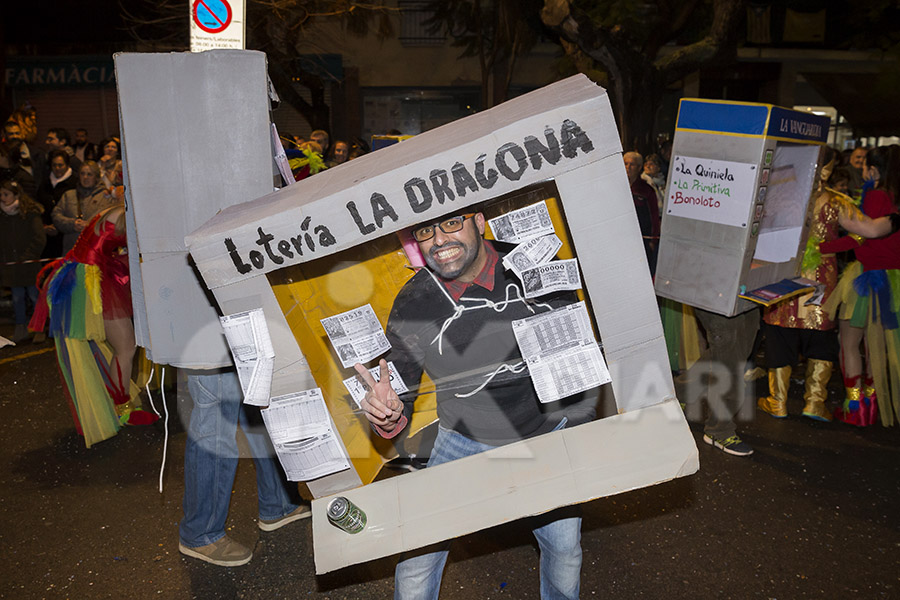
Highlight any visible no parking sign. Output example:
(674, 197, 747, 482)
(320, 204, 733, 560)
(190, 0, 245, 51)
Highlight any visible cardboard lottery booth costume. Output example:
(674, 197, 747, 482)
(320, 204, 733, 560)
(181, 71, 698, 573)
(655, 99, 831, 316)
(116, 49, 697, 574)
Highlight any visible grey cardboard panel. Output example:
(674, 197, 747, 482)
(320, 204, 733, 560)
(124, 181, 151, 352)
(187, 78, 623, 290)
(555, 160, 673, 410)
(116, 50, 274, 367)
(609, 341, 677, 413)
(312, 400, 697, 574)
(117, 110, 151, 352)
(136, 252, 231, 368)
(116, 50, 273, 253)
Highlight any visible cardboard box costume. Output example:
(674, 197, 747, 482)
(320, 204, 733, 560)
(186, 71, 699, 572)
(655, 99, 831, 316)
(115, 50, 698, 575)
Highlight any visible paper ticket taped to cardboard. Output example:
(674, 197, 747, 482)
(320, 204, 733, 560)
(520, 258, 582, 298)
(511, 301, 611, 403)
(220, 308, 275, 406)
(488, 200, 555, 243)
(502, 233, 563, 277)
(261, 388, 351, 481)
(321, 304, 391, 368)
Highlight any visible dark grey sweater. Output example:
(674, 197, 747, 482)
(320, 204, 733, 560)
(385, 260, 598, 445)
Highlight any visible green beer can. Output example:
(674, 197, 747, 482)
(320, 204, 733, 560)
(327, 496, 367, 534)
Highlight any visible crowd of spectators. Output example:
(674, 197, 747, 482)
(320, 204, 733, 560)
(1, 102, 371, 346)
(1, 104, 125, 343)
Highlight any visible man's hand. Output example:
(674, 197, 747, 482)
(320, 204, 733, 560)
(74, 218, 86, 232)
(354, 359, 403, 432)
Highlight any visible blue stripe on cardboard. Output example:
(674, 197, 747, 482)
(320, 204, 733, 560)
(677, 100, 770, 136)
(766, 107, 830, 143)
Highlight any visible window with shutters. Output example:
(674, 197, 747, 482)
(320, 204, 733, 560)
(398, 1, 446, 47)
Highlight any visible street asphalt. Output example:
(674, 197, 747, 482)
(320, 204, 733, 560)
(1, 320, 898, 599)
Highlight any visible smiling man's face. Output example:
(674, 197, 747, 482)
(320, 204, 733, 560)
(417, 213, 486, 282)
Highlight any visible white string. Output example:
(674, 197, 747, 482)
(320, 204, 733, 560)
(454, 361, 526, 398)
(425, 267, 459, 307)
(158, 366, 169, 494)
(144, 366, 161, 417)
(430, 282, 552, 355)
(459, 283, 553, 313)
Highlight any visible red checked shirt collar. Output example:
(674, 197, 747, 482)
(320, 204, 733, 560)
(439, 240, 498, 302)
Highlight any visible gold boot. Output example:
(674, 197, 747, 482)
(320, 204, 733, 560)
(758, 366, 790, 418)
(802, 359, 833, 422)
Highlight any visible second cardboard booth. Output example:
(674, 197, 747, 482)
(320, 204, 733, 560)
(655, 98, 831, 316)
(117, 49, 698, 575)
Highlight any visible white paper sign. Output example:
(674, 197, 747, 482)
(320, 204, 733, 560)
(189, 0, 246, 52)
(321, 304, 391, 368)
(665, 155, 757, 228)
(342, 361, 409, 408)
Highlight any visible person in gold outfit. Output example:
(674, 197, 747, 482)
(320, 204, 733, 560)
(758, 148, 857, 421)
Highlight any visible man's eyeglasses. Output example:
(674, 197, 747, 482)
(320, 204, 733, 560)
(412, 214, 476, 242)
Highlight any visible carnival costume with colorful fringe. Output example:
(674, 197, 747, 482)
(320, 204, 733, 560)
(30, 212, 156, 447)
(821, 187, 900, 427)
(757, 188, 852, 422)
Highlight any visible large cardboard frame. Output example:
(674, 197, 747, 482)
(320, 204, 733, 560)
(185, 73, 699, 573)
(655, 99, 831, 316)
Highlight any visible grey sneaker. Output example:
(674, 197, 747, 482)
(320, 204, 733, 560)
(179, 536, 252, 567)
(703, 434, 754, 457)
(258, 503, 312, 532)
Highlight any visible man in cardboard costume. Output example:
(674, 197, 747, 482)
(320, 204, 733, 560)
(355, 211, 595, 599)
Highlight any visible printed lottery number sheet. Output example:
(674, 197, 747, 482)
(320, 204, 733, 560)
(261, 389, 350, 481)
(512, 301, 611, 403)
(220, 308, 275, 406)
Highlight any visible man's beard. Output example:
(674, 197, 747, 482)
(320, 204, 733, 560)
(424, 240, 478, 280)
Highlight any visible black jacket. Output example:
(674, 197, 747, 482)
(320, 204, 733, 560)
(385, 259, 597, 445)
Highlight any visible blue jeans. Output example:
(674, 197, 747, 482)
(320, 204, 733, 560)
(179, 371, 300, 548)
(394, 421, 582, 600)
(11, 285, 38, 325)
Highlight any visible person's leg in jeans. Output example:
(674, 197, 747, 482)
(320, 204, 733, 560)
(12, 286, 30, 341)
(532, 507, 582, 600)
(179, 371, 242, 548)
(393, 542, 452, 600)
(694, 307, 760, 440)
(393, 426, 483, 600)
(395, 421, 580, 600)
(238, 402, 301, 521)
(11, 286, 27, 325)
